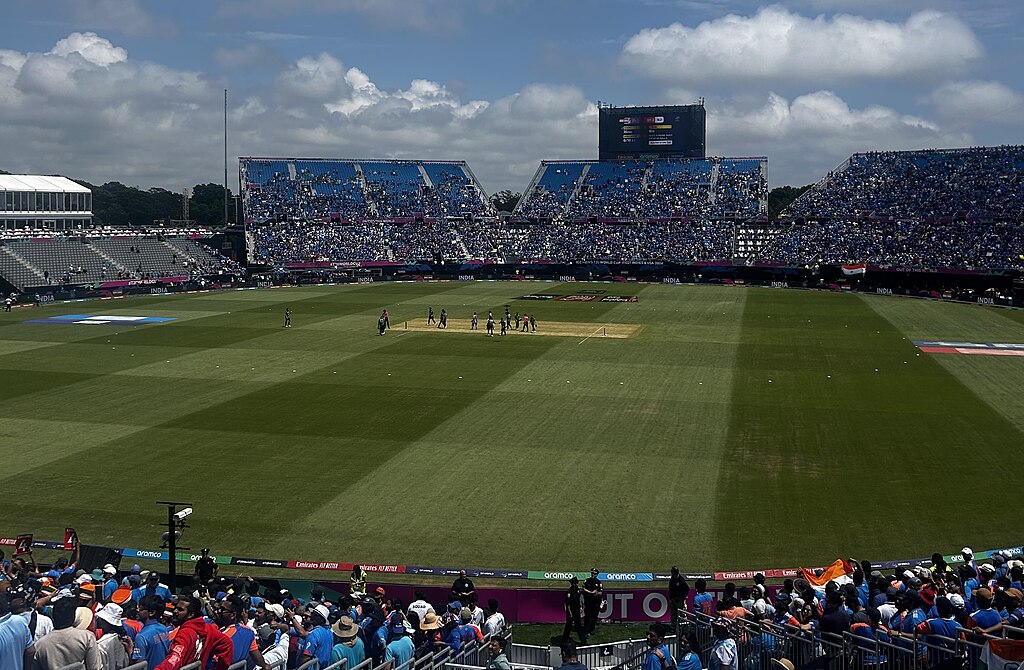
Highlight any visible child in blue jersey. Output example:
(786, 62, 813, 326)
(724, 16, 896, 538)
(968, 588, 1003, 634)
(693, 579, 716, 617)
(890, 593, 928, 659)
(916, 597, 963, 668)
(643, 623, 674, 670)
(849, 609, 889, 666)
(676, 632, 701, 670)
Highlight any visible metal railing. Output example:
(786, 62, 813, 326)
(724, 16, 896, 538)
(621, 634, 678, 670)
(675, 608, 1024, 670)
(508, 642, 551, 668)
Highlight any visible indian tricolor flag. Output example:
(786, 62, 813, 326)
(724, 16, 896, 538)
(980, 638, 1024, 670)
(842, 263, 867, 276)
(800, 558, 855, 587)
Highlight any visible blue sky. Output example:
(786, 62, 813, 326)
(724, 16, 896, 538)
(1, 0, 1021, 195)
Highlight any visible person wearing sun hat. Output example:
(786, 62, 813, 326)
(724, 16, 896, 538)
(1005, 589, 1024, 627)
(410, 610, 442, 654)
(95, 603, 130, 670)
(330, 615, 365, 667)
(32, 593, 101, 670)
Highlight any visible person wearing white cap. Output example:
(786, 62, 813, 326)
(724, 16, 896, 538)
(961, 547, 977, 573)
(297, 604, 333, 668)
(101, 566, 119, 602)
(95, 603, 130, 670)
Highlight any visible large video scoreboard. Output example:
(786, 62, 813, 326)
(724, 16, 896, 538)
(598, 104, 706, 159)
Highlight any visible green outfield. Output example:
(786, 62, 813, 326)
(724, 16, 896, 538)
(1, 282, 1022, 574)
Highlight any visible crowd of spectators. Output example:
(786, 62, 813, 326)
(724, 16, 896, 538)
(520, 158, 767, 223)
(0, 226, 215, 240)
(758, 219, 1024, 270)
(679, 550, 1024, 670)
(250, 219, 734, 265)
(242, 159, 491, 224)
(762, 146, 1024, 270)
(502, 221, 732, 263)
(422, 164, 494, 219)
(0, 547, 509, 670)
(251, 222, 390, 263)
(242, 150, 1024, 270)
(784, 146, 1024, 221)
(250, 221, 472, 264)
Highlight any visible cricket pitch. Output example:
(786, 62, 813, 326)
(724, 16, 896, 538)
(398, 321, 640, 339)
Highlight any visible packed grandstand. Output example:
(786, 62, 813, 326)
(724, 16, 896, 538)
(1, 144, 1023, 293)
(234, 147, 1023, 271)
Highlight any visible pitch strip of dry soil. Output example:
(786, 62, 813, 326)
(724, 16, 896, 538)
(398, 320, 640, 338)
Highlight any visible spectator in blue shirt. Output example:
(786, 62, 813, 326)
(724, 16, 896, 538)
(120, 564, 141, 587)
(0, 595, 36, 670)
(693, 579, 715, 617)
(100, 565, 118, 601)
(131, 572, 172, 603)
(301, 604, 334, 667)
(330, 616, 365, 667)
(559, 641, 589, 670)
(643, 623, 673, 670)
(385, 620, 416, 667)
(439, 614, 462, 653)
(132, 595, 170, 667)
(42, 548, 78, 580)
(676, 632, 701, 670)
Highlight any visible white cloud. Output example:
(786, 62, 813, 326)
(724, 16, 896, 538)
(0, 31, 988, 196)
(621, 6, 983, 84)
(49, 32, 127, 67)
(706, 91, 970, 184)
(926, 80, 1024, 124)
(0, 33, 596, 194)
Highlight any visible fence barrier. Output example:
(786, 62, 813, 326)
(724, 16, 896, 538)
(673, 608, 1024, 670)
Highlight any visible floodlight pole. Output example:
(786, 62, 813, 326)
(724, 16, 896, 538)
(224, 89, 229, 226)
(158, 501, 192, 593)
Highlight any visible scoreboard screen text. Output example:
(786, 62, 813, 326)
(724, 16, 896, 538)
(598, 104, 705, 160)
